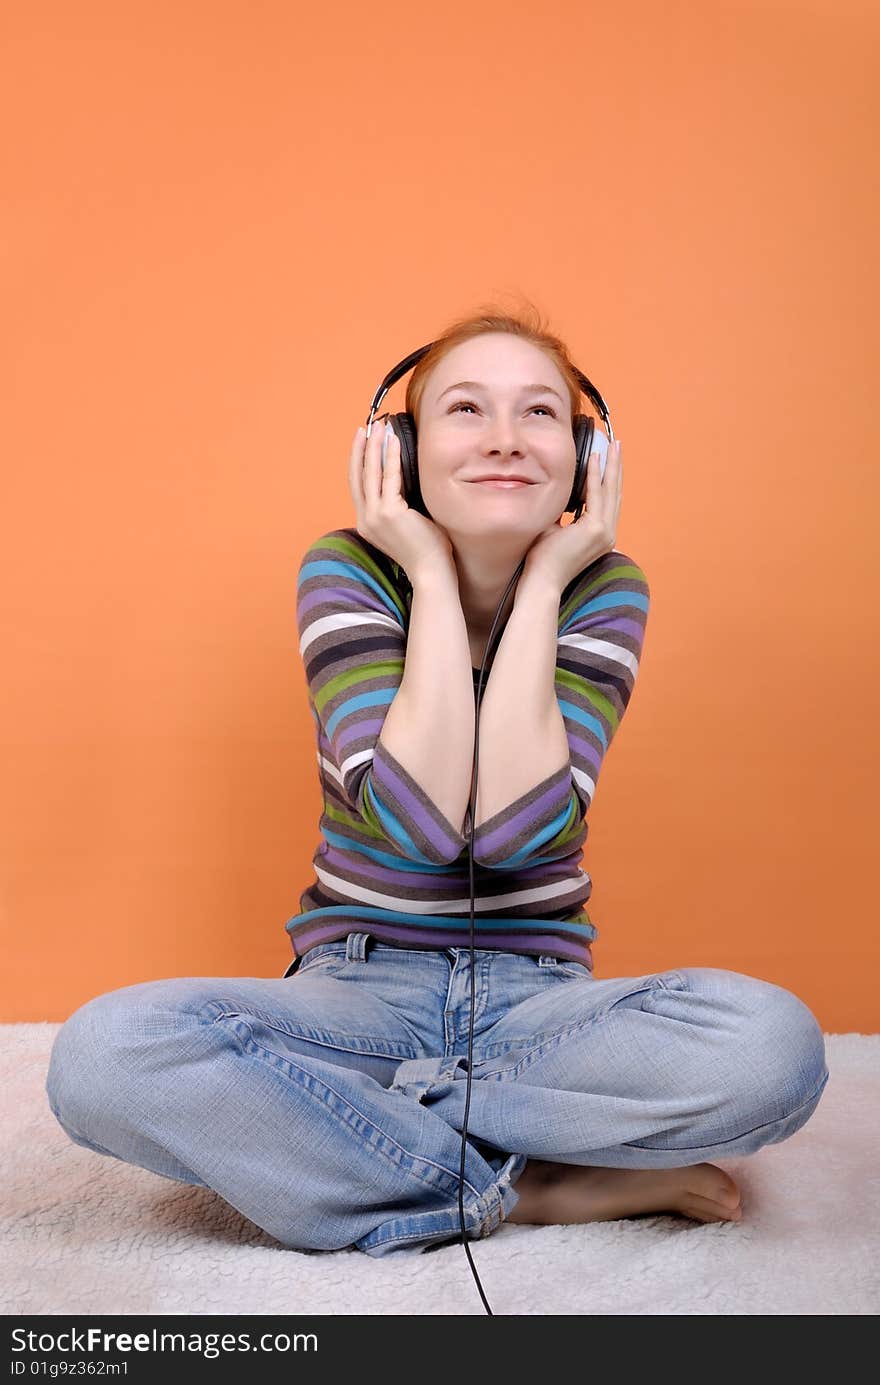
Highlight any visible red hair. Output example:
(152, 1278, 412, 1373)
(404, 296, 583, 431)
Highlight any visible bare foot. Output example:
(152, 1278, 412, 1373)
(507, 1159, 743, 1227)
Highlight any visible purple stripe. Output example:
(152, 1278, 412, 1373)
(319, 842, 579, 888)
(567, 730, 602, 771)
(371, 748, 460, 856)
(338, 715, 384, 752)
(565, 612, 642, 638)
(475, 766, 572, 854)
(299, 582, 383, 618)
(288, 921, 593, 970)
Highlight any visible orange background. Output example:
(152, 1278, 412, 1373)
(1, 0, 877, 1029)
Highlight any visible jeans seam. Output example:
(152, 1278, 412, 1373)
(624, 1067, 831, 1152)
(480, 990, 658, 1075)
(212, 1012, 490, 1203)
(478, 976, 674, 1068)
(199, 1000, 419, 1062)
(359, 1195, 501, 1249)
(358, 1154, 522, 1251)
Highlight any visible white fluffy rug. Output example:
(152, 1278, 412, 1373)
(2, 1026, 877, 1316)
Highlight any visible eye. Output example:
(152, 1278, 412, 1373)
(449, 400, 556, 418)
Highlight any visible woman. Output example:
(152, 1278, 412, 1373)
(45, 308, 829, 1256)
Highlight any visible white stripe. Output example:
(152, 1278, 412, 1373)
(316, 745, 372, 787)
(557, 631, 640, 677)
(571, 764, 596, 804)
(299, 609, 401, 656)
(314, 864, 591, 914)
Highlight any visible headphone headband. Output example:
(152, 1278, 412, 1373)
(363, 339, 614, 526)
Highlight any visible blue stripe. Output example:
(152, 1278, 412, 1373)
(286, 904, 598, 941)
(299, 557, 403, 621)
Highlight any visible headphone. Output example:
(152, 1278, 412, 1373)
(363, 341, 615, 1314)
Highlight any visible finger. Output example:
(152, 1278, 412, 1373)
(611, 439, 622, 486)
(585, 449, 600, 508)
(601, 443, 615, 487)
(613, 453, 623, 533)
(351, 417, 386, 507)
(364, 414, 387, 504)
(380, 421, 398, 496)
(603, 440, 621, 515)
(378, 418, 396, 495)
(350, 424, 368, 508)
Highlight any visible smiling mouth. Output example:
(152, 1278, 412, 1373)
(468, 479, 535, 489)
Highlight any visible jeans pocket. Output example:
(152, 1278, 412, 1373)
(555, 963, 593, 981)
(537, 954, 592, 981)
(295, 942, 350, 977)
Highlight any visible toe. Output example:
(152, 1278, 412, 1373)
(687, 1192, 743, 1222)
(712, 1172, 742, 1207)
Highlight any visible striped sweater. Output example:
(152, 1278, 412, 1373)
(282, 527, 650, 976)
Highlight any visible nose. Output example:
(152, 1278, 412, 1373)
(481, 421, 527, 454)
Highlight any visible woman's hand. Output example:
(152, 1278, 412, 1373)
(349, 418, 456, 583)
(522, 441, 623, 591)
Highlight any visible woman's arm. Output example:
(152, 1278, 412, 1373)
(472, 567, 569, 830)
(377, 559, 475, 837)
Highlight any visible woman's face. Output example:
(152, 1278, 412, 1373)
(414, 333, 578, 544)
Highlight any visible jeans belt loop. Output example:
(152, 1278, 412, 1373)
(346, 932, 371, 963)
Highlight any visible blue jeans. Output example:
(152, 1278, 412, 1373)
(45, 934, 829, 1257)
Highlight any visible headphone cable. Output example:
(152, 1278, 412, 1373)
(457, 555, 527, 1315)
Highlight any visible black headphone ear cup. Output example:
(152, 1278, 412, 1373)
(568, 414, 594, 516)
(392, 412, 431, 518)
